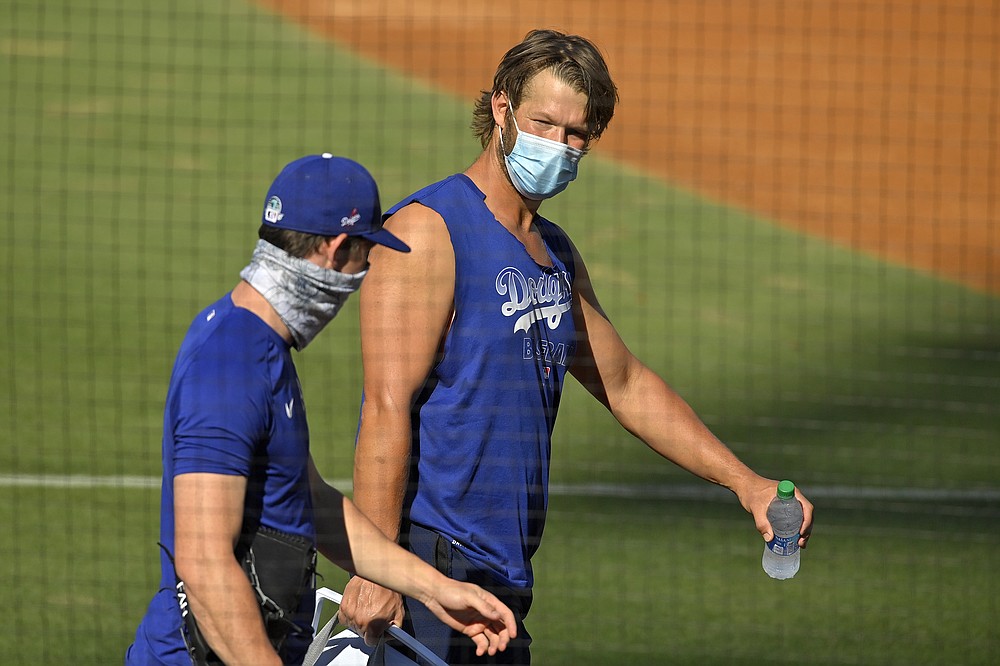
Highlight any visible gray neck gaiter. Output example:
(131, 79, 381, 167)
(239, 240, 366, 349)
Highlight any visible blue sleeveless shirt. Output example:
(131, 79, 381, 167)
(384, 174, 577, 589)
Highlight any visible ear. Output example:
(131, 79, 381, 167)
(310, 233, 349, 270)
(491, 90, 509, 128)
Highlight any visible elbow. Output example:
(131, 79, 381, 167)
(359, 386, 413, 421)
(173, 552, 206, 590)
(357, 390, 416, 452)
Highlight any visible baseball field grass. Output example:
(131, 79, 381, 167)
(2, 1, 998, 664)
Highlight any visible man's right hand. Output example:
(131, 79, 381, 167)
(339, 576, 406, 646)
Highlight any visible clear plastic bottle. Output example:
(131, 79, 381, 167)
(761, 480, 803, 579)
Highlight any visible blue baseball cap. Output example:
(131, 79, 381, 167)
(262, 153, 410, 252)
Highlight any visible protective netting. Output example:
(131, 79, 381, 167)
(2, 1, 997, 663)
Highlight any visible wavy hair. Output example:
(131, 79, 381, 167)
(471, 29, 619, 148)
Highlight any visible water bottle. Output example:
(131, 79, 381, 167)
(761, 480, 803, 579)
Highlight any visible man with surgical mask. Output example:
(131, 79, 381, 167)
(342, 30, 814, 665)
(126, 154, 519, 666)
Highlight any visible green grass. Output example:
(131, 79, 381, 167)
(2, 486, 996, 665)
(531, 494, 1000, 665)
(2, 0, 999, 664)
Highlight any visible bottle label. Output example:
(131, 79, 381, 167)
(767, 533, 800, 557)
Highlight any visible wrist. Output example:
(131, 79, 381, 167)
(410, 569, 447, 608)
(727, 470, 764, 504)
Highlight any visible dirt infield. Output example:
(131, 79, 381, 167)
(258, 0, 998, 294)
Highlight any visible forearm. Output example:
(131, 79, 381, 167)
(309, 457, 426, 586)
(308, 466, 353, 570)
(310, 479, 442, 602)
(172, 473, 280, 665)
(612, 362, 761, 494)
(309, 457, 444, 610)
(178, 556, 281, 666)
(341, 495, 445, 604)
(352, 400, 412, 541)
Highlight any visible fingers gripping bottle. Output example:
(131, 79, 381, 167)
(762, 480, 803, 579)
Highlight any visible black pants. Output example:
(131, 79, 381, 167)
(398, 523, 532, 665)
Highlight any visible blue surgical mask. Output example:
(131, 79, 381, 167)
(501, 116, 584, 200)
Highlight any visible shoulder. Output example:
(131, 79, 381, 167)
(376, 182, 456, 267)
(172, 298, 283, 393)
(361, 201, 456, 312)
(384, 174, 474, 218)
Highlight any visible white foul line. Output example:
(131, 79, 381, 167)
(0, 474, 162, 489)
(1, 474, 998, 503)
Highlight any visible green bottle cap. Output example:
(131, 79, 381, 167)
(777, 480, 795, 499)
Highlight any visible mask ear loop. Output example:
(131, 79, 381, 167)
(496, 91, 518, 157)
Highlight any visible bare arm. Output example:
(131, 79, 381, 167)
(308, 458, 516, 655)
(173, 473, 282, 666)
(341, 202, 456, 642)
(566, 243, 813, 546)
